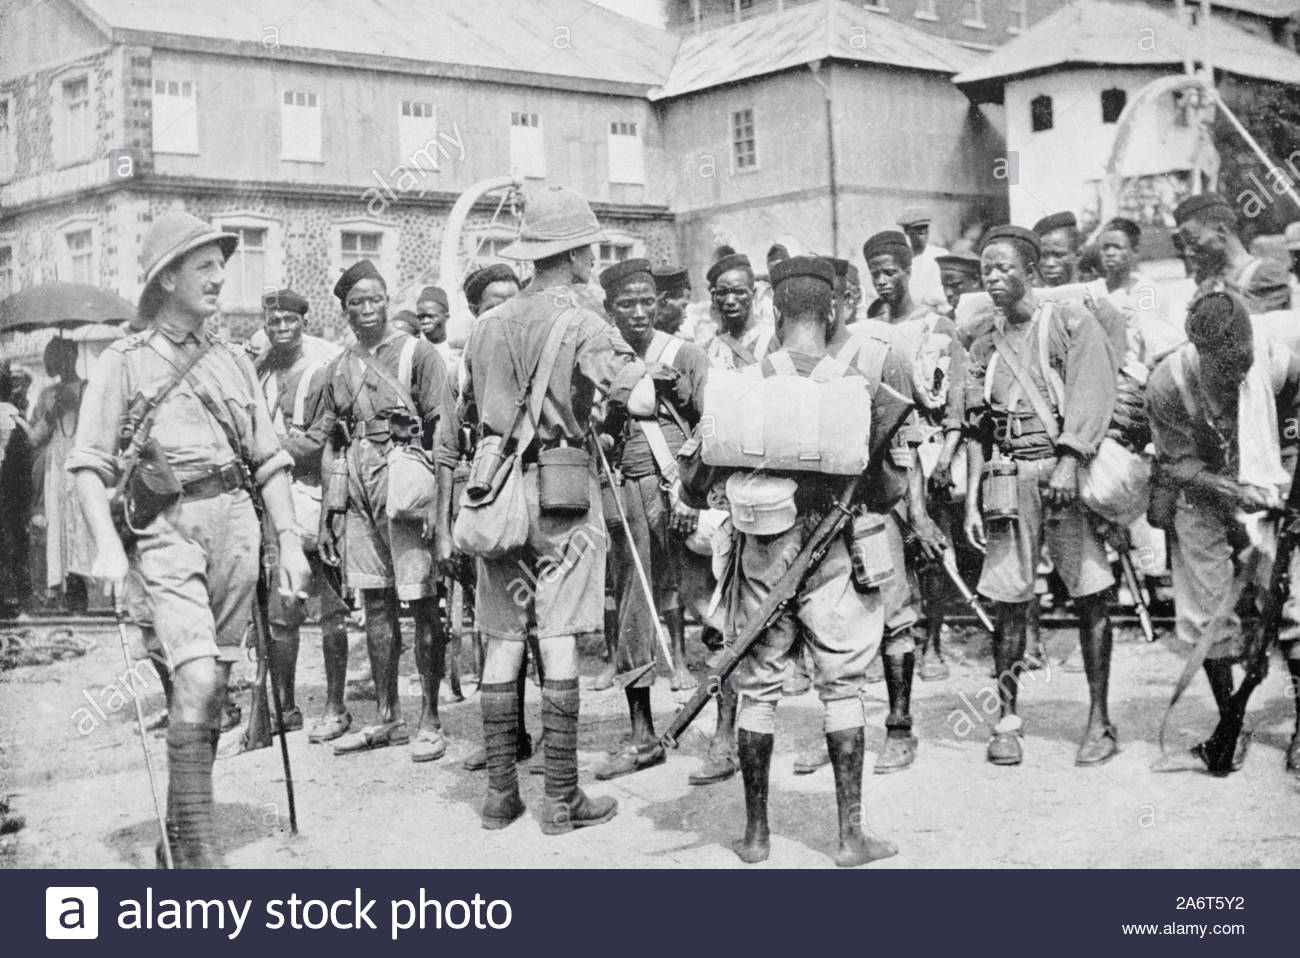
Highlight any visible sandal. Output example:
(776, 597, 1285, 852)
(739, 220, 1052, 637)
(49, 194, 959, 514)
(308, 711, 352, 743)
(410, 728, 448, 763)
(331, 721, 410, 754)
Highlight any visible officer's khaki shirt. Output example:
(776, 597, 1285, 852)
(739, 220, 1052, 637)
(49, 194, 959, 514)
(68, 317, 293, 487)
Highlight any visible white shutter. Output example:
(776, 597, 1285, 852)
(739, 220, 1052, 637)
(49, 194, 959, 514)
(281, 91, 321, 162)
(607, 121, 644, 185)
(398, 100, 439, 169)
(509, 112, 545, 179)
(152, 80, 198, 154)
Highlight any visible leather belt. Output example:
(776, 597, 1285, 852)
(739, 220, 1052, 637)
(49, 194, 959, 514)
(181, 462, 246, 501)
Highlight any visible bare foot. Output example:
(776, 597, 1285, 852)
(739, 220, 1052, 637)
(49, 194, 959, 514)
(588, 661, 616, 691)
(833, 832, 898, 867)
(732, 830, 770, 864)
(670, 664, 698, 692)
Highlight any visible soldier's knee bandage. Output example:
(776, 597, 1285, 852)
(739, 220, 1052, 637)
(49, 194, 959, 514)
(823, 696, 864, 733)
(737, 698, 777, 735)
(882, 626, 916, 657)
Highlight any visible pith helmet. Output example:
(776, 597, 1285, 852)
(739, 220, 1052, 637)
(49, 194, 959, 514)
(138, 211, 238, 317)
(500, 185, 607, 261)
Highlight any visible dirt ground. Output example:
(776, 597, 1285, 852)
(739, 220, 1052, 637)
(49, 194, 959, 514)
(2, 619, 1299, 870)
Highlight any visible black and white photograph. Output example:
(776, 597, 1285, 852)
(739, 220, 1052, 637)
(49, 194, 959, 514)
(2, 0, 1300, 897)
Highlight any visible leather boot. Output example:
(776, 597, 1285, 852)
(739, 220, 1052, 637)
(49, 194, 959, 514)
(539, 679, 617, 835)
(827, 727, 897, 867)
(732, 728, 772, 863)
(875, 651, 917, 774)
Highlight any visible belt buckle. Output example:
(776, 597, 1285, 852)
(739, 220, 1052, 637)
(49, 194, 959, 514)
(220, 463, 242, 493)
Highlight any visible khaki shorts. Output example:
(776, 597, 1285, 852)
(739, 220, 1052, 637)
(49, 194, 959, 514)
(268, 548, 349, 628)
(977, 457, 1113, 604)
(882, 507, 921, 650)
(127, 490, 261, 670)
(476, 466, 607, 642)
(1171, 498, 1300, 660)
(729, 513, 883, 704)
(344, 439, 437, 600)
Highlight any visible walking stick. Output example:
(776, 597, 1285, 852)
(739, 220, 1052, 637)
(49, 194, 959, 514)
(591, 429, 676, 673)
(252, 564, 298, 835)
(113, 587, 172, 869)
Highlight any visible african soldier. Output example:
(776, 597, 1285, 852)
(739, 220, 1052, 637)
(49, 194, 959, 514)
(70, 211, 311, 867)
(1174, 192, 1292, 315)
(689, 252, 774, 787)
(441, 185, 646, 833)
(317, 259, 453, 762)
(1147, 291, 1300, 774)
(722, 256, 905, 866)
(253, 289, 348, 744)
(963, 225, 1120, 768)
(594, 258, 708, 781)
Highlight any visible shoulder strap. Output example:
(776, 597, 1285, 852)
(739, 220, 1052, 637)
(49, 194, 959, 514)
(1238, 257, 1263, 293)
(717, 331, 757, 367)
(766, 350, 797, 376)
(1168, 346, 1201, 422)
(350, 341, 419, 417)
(398, 335, 417, 396)
(659, 335, 683, 368)
(510, 307, 580, 455)
(121, 334, 215, 454)
(291, 362, 320, 428)
(645, 330, 672, 364)
(810, 354, 851, 382)
(991, 326, 1061, 442)
(1036, 302, 1065, 411)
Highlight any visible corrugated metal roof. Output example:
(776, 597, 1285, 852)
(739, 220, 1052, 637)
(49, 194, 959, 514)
(1204, 0, 1300, 19)
(72, 0, 680, 90)
(954, 0, 1300, 98)
(651, 0, 985, 101)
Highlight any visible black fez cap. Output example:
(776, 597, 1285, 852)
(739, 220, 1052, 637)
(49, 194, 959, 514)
(770, 255, 835, 288)
(824, 256, 851, 278)
(262, 288, 309, 315)
(418, 285, 448, 308)
(935, 251, 982, 276)
(766, 243, 791, 263)
(862, 230, 913, 267)
(1033, 211, 1078, 235)
(334, 259, 385, 305)
(652, 265, 690, 293)
(980, 225, 1042, 264)
(599, 257, 654, 292)
(1174, 192, 1234, 226)
(1186, 290, 1251, 348)
(706, 253, 753, 285)
(1102, 217, 1141, 247)
(463, 264, 519, 306)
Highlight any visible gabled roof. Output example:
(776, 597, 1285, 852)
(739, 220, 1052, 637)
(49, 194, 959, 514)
(1202, 0, 1300, 18)
(651, 0, 984, 101)
(69, 0, 679, 93)
(954, 0, 1300, 102)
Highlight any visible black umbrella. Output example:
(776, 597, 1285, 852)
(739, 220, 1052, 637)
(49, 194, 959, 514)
(0, 282, 136, 333)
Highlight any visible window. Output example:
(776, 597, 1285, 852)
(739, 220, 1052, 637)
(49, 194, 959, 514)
(0, 245, 13, 299)
(65, 229, 94, 284)
(152, 79, 198, 154)
(1007, 0, 1027, 32)
(55, 75, 93, 165)
(596, 241, 634, 272)
(0, 98, 13, 177)
(1101, 88, 1128, 124)
(607, 120, 645, 185)
(1030, 94, 1053, 132)
(342, 230, 383, 269)
(281, 90, 321, 162)
(962, 0, 986, 28)
(509, 112, 545, 179)
(914, 0, 937, 21)
(222, 226, 268, 308)
(732, 108, 758, 171)
(398, 100, 439, 170)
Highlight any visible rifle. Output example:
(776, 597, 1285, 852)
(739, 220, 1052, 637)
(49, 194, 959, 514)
(660, 396, 913, 749)
(1116, 542, 1156, 643)
(1199, 489, 1300, 774)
